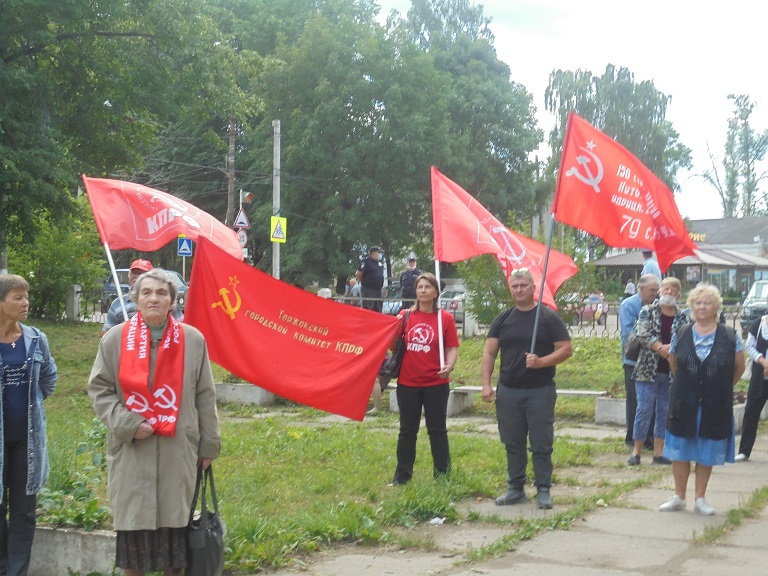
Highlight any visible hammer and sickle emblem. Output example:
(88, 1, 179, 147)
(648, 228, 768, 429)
(126, 392, 153, 413)
(153, 385, 178, 411)
(565, 145, 604, 192)
(490, 226, 527, 264)
(212, 287, 242, 320)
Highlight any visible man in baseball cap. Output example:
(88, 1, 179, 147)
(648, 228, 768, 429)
(129, 259, 153, 273)
(101, 258, 155, 335)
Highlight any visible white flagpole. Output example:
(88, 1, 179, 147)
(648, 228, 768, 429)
(434, 260, 445, 368)
(103, 241, 129, 322)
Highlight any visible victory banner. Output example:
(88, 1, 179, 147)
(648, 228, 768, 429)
(551, 113, 696, 271)
(184, 238, 400, 421)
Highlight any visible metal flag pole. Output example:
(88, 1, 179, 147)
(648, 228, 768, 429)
(530, 214, 557, 353)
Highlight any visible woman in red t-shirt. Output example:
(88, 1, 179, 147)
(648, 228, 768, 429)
(391, 273, 459, 485)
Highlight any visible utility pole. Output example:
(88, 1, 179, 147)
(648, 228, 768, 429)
(272, 119, 281, 279)
(225, 115, 236, 226)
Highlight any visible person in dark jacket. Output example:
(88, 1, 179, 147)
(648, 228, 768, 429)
(399, 255, 421, 309)
(735, 315, 768, 461)
(356, 246, 385, 312)
(659, 284, 744, 516)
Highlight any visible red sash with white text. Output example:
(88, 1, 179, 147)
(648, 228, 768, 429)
(118, 312, 185, 437)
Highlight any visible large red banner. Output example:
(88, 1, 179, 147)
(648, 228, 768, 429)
(184, 238, 400, 421)
(82, 175, 243, 260)
(432, 166, 578, 309)
(551, 113, 697, 271)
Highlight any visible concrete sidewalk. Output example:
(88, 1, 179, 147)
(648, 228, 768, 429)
(267, 425, 768, 576)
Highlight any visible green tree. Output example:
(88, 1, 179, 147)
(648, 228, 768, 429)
(703, 123, 740, 217)
(455, 255, 509, 325)
(243, 5, 454, 286)
(1, 0, 253, 269)
(544, 64, 692, 259)
(545, 64, 692, 189)
(401, 0, 542, 217)
(703, 95, 768, 217)
(8, 197, 105, 318)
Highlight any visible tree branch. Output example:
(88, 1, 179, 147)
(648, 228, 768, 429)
(5, 31, 156, 63)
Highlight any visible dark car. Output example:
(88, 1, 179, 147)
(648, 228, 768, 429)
(740, 280, 768, 337)
(101, 269, 189, 313)
(101, 270, 131, 313)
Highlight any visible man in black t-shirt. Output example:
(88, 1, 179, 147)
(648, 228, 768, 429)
(355, 246, 385, 312)
(480, 269, 572, 510)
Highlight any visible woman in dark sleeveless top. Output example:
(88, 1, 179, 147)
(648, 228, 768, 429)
(659, 284, 744, 516)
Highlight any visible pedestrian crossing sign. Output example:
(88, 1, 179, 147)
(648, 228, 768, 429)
(270, 216, 287, 243)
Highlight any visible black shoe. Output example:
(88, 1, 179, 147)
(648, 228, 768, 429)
(537, 488, 553, 509)
(495, 488, 526, 505)
(653, 456, 672, 465)
(627, 454, 641, 466)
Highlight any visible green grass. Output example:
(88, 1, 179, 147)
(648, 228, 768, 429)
(33, 322, 748, 572)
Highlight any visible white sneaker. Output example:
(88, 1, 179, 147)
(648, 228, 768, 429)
(735, 453, 748, 462)
(694, 497, 715, 515)
(659, 495, 687, 512)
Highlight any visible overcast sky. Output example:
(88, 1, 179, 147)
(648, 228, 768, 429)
(378, 0, 768, 220)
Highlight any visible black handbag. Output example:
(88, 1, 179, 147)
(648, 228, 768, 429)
(186, 465, 224, 576)
(623, 325, 642, 362)
(379, 310, 410, 380)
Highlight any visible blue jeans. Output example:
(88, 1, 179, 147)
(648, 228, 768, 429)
(633, 373, 671, 442)
(496, 384, 556, 490)
(393, 384, 451, 484)
(624, 365, 654, 447)
(0, 441, 37, 576)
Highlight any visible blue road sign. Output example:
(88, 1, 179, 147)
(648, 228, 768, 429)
(177, 237, 193, 257)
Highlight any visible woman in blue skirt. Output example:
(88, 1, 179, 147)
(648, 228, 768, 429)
(660, 284, 744, 515)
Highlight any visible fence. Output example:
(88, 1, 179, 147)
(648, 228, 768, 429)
(563, 301, 745, 339)
(67, 287, 108, 324)
(69, 289, 748, 342)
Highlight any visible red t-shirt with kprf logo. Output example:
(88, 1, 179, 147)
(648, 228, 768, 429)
(397, 309, 459, 387)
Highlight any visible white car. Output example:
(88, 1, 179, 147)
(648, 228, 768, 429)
(440, 289, 466, 323)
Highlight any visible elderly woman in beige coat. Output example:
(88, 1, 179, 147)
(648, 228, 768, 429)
(88, 268, 220, 576)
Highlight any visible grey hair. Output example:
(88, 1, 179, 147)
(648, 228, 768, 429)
(637, 274, 660, 287)
(130, 268, 179, 304)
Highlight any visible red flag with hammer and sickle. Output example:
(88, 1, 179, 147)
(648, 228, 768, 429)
(431, 166, 577, 309)
(551, 113, 696, 271)
(184, 237, 400, 421)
